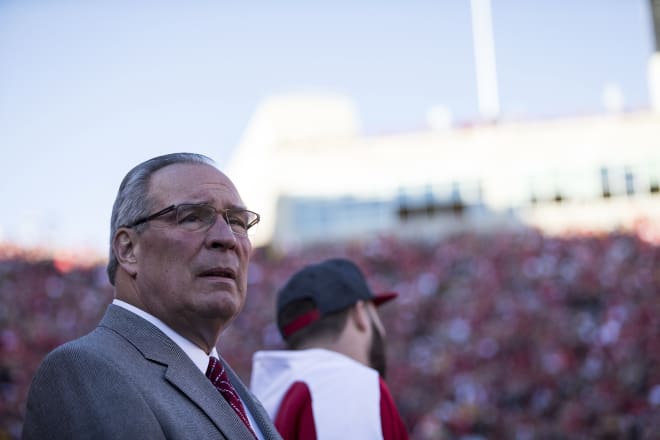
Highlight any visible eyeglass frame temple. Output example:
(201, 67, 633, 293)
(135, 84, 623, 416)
(125, 205, 177, 228)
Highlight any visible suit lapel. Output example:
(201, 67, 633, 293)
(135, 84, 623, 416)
(163, 358, 256, 440)
(100, 305, 258, 440)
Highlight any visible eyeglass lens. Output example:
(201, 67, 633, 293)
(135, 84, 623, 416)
(175, 205, 256, 235)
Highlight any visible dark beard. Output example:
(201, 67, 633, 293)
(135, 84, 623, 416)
(368, 318, 387, 378)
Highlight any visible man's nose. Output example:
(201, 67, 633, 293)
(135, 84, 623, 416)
(205, 213, 237, 249)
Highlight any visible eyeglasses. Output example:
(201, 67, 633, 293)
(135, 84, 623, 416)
(125, 203, 260, 237)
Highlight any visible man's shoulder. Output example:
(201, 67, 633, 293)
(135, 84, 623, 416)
(39, 305, 151, 369)
(306, 349, 377, 378)
(275, 381, 317, 440)
(38, 321, 125, 368)
(293, 348, 377, 373)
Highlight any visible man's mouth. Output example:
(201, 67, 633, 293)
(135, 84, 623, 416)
(198, 267, 237, 280)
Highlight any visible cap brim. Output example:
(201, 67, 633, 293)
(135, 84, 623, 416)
(372, 291, 398, 306)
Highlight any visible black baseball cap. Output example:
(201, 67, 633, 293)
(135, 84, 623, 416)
(276, 258, 397, 338)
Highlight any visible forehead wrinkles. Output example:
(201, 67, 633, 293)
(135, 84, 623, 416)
(149, 164, 244, 206)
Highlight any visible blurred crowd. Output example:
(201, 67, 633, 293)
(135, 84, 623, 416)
(1, 228, 659, 439)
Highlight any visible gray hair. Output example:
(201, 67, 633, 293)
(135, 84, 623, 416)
(106, 153, 216, 285)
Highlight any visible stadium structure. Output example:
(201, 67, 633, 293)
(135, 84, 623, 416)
(227, 89, 660, 251)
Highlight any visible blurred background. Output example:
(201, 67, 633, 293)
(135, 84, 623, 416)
(2, 0, 660, 438)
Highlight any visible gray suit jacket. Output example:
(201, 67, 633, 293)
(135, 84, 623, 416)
(22, 304, 282, 440)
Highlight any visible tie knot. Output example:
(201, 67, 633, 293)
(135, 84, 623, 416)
(206, 356, 228, 384)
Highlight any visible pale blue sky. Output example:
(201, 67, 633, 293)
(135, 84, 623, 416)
(0, 0, 654, 256)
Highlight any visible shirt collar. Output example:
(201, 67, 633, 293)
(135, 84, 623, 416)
(112, 299, 219, 373)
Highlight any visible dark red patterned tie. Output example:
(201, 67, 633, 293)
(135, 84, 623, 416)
(206, 356, 257, 438)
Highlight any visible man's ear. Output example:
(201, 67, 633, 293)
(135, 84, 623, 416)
(351, 301, 370, 332)
(112, 228, 139, 277)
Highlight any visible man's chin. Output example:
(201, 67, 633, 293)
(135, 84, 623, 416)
(200, 292, 243, 320)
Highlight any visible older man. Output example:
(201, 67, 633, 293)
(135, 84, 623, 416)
(23, 153, 281, 440)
